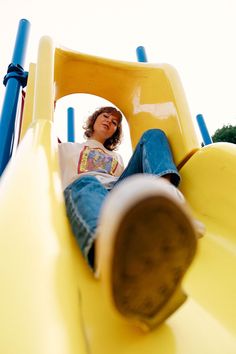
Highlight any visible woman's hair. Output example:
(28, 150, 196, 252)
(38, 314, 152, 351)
(83, 106, 123, 151)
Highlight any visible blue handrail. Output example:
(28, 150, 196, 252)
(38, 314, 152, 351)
(67, 107, 75, 142)
(196, 114, 213, 145)
(136, 46, 148, 62)
(0, 19, 30, 176)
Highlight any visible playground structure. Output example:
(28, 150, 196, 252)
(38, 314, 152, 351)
(0, 19, 236, 354)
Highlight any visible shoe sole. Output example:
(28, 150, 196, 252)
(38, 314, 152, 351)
(110, 195, 197, 329)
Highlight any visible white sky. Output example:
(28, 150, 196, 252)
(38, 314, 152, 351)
(1, 0, 236, 162)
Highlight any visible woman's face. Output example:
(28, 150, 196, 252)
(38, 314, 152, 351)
(91, 112, 120, 144)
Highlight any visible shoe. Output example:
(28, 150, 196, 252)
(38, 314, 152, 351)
(168, 182, 205, 239)
(193, 219, 205, 238)
(96, 175, 197, 330)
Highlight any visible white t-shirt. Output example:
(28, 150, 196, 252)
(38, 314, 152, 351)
(58, 139, 124, 190)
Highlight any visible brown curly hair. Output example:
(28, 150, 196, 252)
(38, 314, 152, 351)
(83, 106, 123, 151)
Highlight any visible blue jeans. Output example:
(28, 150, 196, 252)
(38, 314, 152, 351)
(64, 129, 180, 268)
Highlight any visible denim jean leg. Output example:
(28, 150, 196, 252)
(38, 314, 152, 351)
(64, 175, 108, 268)
(116, 129, 180, 187)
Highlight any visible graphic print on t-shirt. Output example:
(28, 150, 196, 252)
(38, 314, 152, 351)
(78, 146, 118, 175)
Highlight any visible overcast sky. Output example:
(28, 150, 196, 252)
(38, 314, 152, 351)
(1, 0, 236, 160)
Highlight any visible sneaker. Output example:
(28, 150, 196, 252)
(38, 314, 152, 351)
(193, 219, 205, 238)
(96, 175, 197, 330)
(168, 183, 205, 239)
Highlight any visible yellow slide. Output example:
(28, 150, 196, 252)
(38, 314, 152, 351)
(0, 36, 236, 354)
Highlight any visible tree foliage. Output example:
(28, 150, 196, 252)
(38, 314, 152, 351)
(212, 124, 236, 144)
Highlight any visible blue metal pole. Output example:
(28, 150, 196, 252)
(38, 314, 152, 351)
(196, 114, 213, 145)
(136, 46, 148, 62)
(67, 107, 75, 142)
(0, 19, 30, 176)
(11, 19, 30, 65)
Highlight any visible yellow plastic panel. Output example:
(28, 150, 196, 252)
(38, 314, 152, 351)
(20, 36, 54, 140)
(33, 36, 54, 122)
(54, 47, 200, 166)
(179, 142, 236, 336)
(20, 63, 36, 141)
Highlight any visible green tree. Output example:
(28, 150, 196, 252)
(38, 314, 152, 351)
(212, 124, 236, 144)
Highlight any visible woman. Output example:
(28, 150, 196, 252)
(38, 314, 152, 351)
(59, 106, 201, 330)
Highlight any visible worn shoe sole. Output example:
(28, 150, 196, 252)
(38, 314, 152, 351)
(110, 194, 197, 329)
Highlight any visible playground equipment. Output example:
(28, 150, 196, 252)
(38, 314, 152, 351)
(196, 113, 213, 145)
(67, 107, 75, 142)
(0, 19, 29, 175)
(0, 20, 236, 354)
